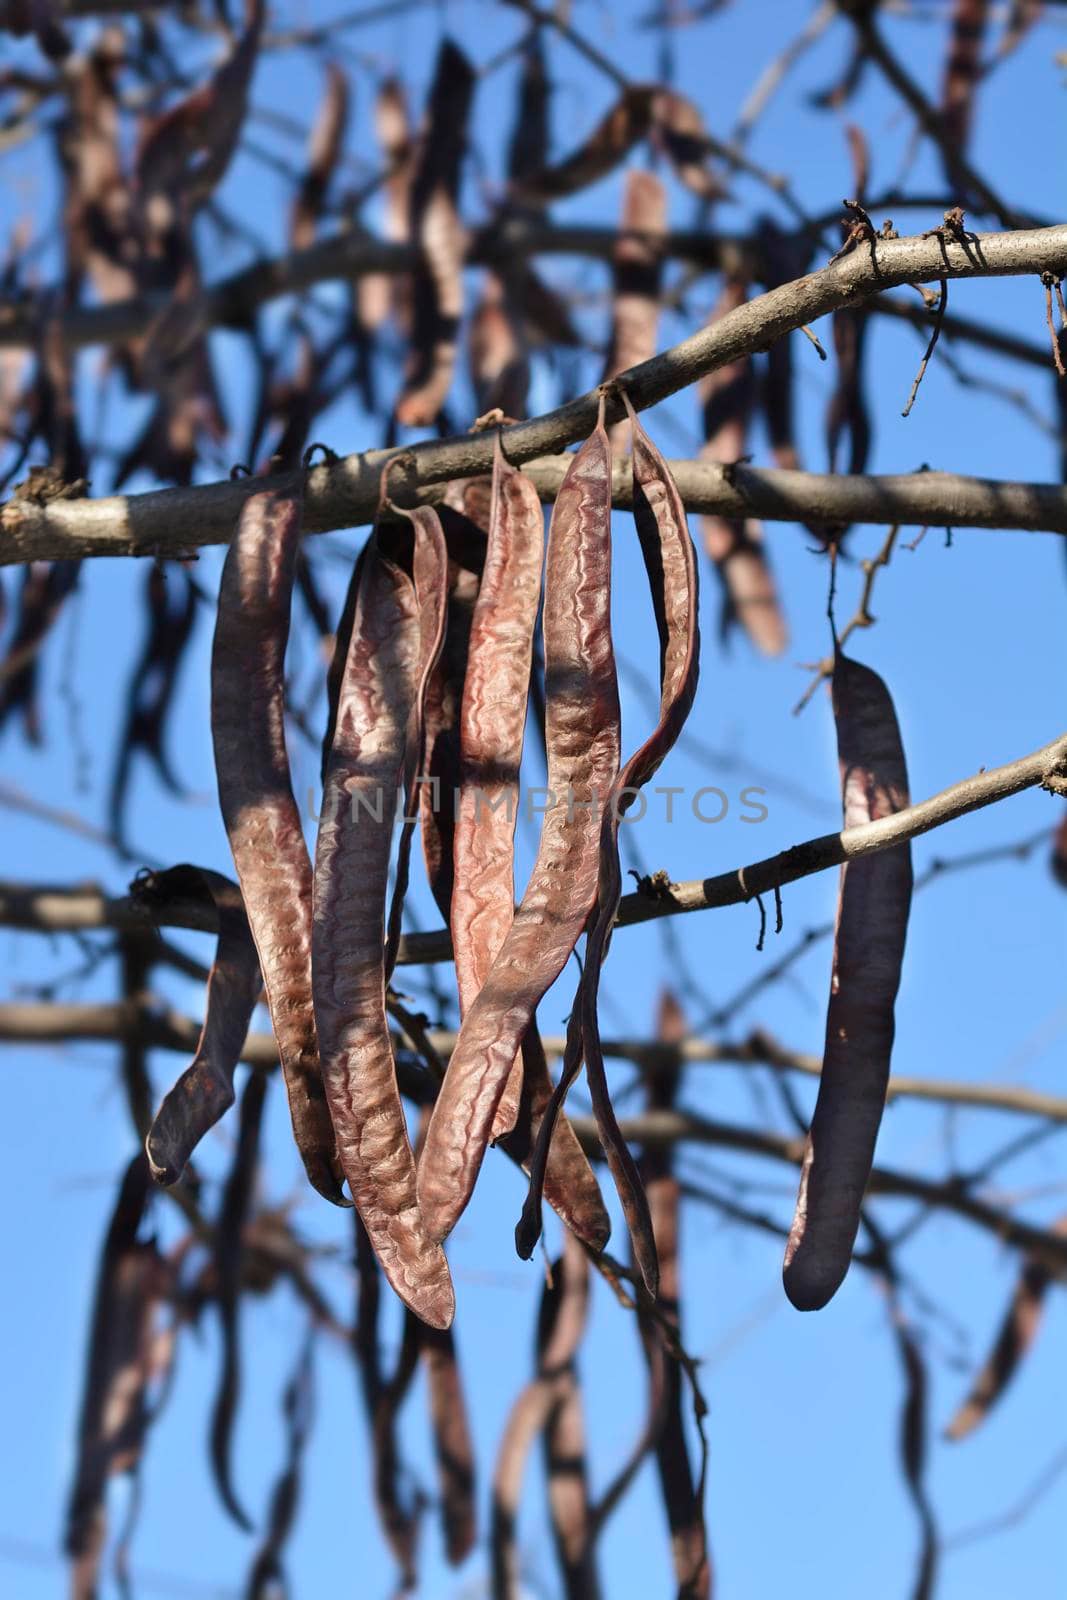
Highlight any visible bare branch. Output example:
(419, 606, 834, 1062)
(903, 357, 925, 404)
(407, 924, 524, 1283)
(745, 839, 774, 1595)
(5, 223, 1067, 563)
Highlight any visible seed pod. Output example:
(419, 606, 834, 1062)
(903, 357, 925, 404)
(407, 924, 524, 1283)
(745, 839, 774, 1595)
(384, 503, 449, 979)
(515, 85, 655, 200)
(109, 566, 198, 849)
(650, 89, 727, 201)
(289, 63, 349, 252)
(417, 404, 620, 1246)
(140, 865, 262, 1186)
(209, 1068, 267, 1531)
(65, 1156, 174, 1596)
(783, 654, 913, 1311)
(313, 512, 454, 1329)
(699, 277, 786, 655)
(469, 273, 530, 422)
(452, 437, 544, 1136)
(351, 1215, 422, 1586)
(1051, 806, 1067, 888)
(395, 41, 475, 428)
(601, 172, 666, 449)
(636, 992, 710, 1599)
(945, 1241, 1061, 1441)
(422, 1319, 476, 1565)
(244, 1329, 316, 1600)
(941, 0, 989, 156)
(419, 520, 481, 926)
(517, 398, 699, 1292)
(443, 448, 607, 1241)
(491, 1232, 595, 1600)
(212, 479, 345, 1204)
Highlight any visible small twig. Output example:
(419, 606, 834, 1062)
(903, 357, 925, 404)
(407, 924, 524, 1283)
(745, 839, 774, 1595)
(902, 280, 948, 415)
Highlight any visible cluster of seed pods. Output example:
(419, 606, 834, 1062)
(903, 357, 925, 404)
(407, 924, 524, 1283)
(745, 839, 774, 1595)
(143, 393, 914, 1342)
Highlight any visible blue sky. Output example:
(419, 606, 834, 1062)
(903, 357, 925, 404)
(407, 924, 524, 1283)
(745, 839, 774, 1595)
(1, 2, 1066, 1596)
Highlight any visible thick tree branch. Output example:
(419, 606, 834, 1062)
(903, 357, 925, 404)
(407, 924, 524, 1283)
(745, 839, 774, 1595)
(2, 729, 1064, 962)
(4, 223, 1067, 563)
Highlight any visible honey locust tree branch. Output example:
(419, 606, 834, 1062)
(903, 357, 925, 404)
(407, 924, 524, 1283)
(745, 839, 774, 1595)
(3, 222, 1067, 563)
(5, 998, 1067, 1275)
(1, 729, 1064, 959)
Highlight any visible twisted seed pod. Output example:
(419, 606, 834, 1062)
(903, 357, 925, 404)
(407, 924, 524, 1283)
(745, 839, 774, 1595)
(945, 1225, 1067, 1441)
(452, 437, 544, 1137)
(212, 481, 345, 1204)
(517, 398, 699, 1293)
(313, 519, 454, 1329)
(418, 405, 619, 1245)
(783, 654, 913, 1311)
(141, 865, 261, 1186)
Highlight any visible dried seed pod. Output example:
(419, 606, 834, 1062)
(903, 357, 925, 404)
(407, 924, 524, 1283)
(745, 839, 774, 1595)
(945, 1238, 1062, 1440)
(290, 63, 349, 252)
(635, 992, 710, 1599)
(491, 1232, 595, 1600)
(452, 437, 544, 1137)
(650, 89, 727, 201)
(244, 1329, 316, 1600)
(941, 0, 989, 157)
(351, 1215, 422, 1585)
(422, 1319, 476, 1565)
(469, 273, 530, 422)
(109, 565, 198, 850)
(139, 865, 262, 1185)
(784, 655, 913, 1311)
(212, 479, 345, 1204)
(517, 398, 699, 1292)
(699, 277, 786, 655)
(209, 1068, 267, 1531)
(384, 503, 449, 979)
(515, 85, 656, 200)
(1051, 805, 1067, 888)
(65, 1156, 174, 1596)
(418, 405, 619, 1246)
(395, 41, 475, 428)
(601, 172, 666, 449)
(313, 513, 454, 1329)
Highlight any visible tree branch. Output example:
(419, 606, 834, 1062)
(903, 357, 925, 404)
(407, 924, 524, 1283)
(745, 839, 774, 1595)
(2, 728, 1064, 961)
(6, 998, 1067, 1276)
(4, 223, 1067, 563)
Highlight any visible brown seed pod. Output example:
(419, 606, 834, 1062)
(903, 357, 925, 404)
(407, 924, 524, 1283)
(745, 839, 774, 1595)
(417, 403, 620, 1247)
(783, 654, 913, 1311)
(244, 1328, 316, 1599)
(491, 1231, 595, 1599)
(313, 509, 454, 1329)
(451, 436, 544, 1138)
(395, 40, 475, 429)
(699, 277, 787, 655)
(513, 84, 656, 201)
(140, 865, 262, 1186)
(635, 992, 710, 1599)
(601, 172, 667, 449)
(941, 0, 989, 157)
(212, 479, 345, 1205)
(289, 63, 349, 252)
(65, 1156, 174, 1596)
(209, 1068, 267, 1531)
(945, 1230, 1065, 1441)
(517, 397, 700, 1292)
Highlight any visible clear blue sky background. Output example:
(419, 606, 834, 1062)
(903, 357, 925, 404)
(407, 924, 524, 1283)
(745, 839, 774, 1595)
(2, 2, 1066, 1596)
